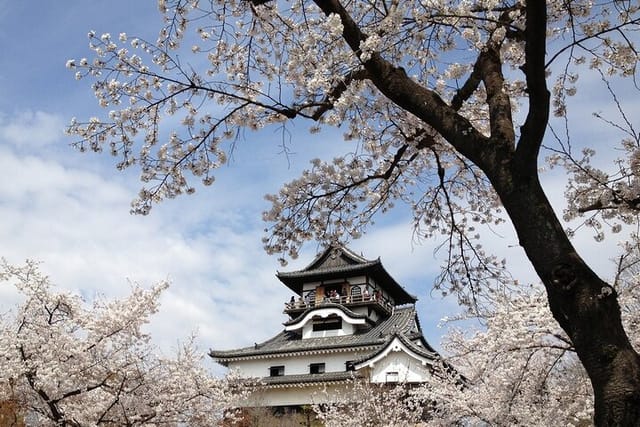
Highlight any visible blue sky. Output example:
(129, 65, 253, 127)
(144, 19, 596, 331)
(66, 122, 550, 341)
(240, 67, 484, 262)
(0, 1, 633, 374)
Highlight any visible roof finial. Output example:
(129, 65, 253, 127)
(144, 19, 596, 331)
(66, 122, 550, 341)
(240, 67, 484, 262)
(330, 245, 341, 259)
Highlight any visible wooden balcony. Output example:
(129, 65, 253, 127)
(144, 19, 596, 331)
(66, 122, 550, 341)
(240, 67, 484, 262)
(283, 293, 393, 317)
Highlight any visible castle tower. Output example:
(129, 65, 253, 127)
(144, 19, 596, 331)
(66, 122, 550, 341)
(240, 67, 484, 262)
(209, 245, 440, 407)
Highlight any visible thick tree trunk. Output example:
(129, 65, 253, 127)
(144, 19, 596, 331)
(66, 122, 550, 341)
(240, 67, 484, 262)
(490, 162, 640, 426)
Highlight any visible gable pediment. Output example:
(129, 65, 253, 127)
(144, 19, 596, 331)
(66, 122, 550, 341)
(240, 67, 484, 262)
(306, 246, 367, 271)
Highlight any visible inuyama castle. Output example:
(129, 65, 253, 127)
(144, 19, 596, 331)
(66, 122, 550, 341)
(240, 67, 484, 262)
(209, 245, 442, 408)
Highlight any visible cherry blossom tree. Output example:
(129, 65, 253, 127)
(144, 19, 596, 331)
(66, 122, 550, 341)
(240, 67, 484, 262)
(307, 286, 593, 426)
(417, 248, 640, 425)
(312, 378, 425, 427)
(66, 0, 640, 424)
(0, 260, 245, 426)
(418, 286, 594, 425)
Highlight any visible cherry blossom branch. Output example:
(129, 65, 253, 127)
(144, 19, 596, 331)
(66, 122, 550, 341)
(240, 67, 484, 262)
(311, 68, 369, 120)
(477, 43, 515, 146)
(2, 261, 243, 425)
(311, 0, 491, 169)
(545, 17, 640, 69)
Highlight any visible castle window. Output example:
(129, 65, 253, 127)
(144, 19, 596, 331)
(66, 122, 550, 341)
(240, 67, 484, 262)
(310, 363, 325, 374)
(269, 366, 285, 377)
(312, 316, 342, 331)
(385, 371, 399, 383)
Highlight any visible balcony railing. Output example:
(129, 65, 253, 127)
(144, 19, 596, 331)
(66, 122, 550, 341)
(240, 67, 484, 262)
(284, 292, 393, 315)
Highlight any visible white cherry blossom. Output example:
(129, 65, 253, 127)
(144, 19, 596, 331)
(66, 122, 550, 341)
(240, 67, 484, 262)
(0, 260, 246, 426)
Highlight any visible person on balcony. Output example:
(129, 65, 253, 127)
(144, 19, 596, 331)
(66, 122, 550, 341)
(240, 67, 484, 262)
(322, 291, 330, 304)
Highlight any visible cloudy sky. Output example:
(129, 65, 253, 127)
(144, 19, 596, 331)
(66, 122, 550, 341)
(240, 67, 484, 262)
(0, 1, 633, 374)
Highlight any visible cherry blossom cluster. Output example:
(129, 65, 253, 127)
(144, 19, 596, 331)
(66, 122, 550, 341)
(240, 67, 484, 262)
(306, 274, 640, 424)
(547, 97, 640, 241)
(611, 242, 640, 349)
(410, 285, 594, 425)
(0, 260, 247, 425)
(419, 250, 640, 424)
(547, 1, 638, 117)
(312, 377, 425, 426)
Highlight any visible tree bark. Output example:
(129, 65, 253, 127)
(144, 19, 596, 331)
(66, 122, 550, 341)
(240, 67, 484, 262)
(487, 161, 640, 426)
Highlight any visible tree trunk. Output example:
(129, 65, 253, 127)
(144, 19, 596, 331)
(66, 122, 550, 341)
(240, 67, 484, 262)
(490, 161, 640, 426)
(311, 0, 640, 422)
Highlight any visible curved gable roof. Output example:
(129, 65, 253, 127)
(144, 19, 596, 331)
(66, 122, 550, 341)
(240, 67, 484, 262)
(210, 306, 427, 362)
(283, 303, 368, 329)
(353, 333, 439, 370)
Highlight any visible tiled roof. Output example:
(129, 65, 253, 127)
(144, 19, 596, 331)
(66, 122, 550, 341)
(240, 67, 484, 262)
(303, 245, 371, 270)
(276, 245, 381, 280)
(353, 332, 439, 367)
(277, 260, 382, 279)
(210, 305, 426, 362)
(260, 371, 362, 387)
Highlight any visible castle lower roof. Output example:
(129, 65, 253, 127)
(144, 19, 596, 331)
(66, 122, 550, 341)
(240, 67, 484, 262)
(260, 371, 363, 387)
(210, 305, 435, 363)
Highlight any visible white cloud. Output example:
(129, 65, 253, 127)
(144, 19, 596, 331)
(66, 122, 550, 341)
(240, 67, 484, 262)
(0, 142, 296, 371)
(0, 105, 622, 367)
(0, 110, 65, 147)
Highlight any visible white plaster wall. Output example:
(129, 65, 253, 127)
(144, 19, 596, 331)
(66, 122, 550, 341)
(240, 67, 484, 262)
(302, 281, 320, 292)
(287, 306, 363, 337)
(227, 349, 433, 407)
(369, 352, 431, 383)
(351, 306, 367, 316)
(348, 275, 367, 286)
(301, 276, 369, 293)
(228, 351, 369, 378)
(350, 306, 380, 322)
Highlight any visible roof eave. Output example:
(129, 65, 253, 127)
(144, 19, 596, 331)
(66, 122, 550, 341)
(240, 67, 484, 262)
(209, 342, 382, 362)
(278, 262, 417, 304)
